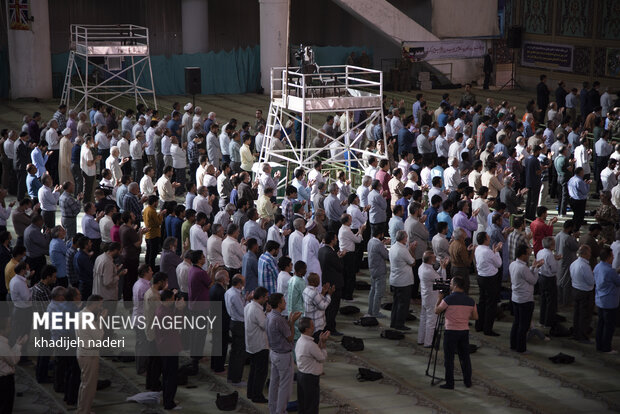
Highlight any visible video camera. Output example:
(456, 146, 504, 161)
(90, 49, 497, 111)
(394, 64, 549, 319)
(432, 279, 451, 297)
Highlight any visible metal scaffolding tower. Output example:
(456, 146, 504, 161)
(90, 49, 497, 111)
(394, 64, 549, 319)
(260, 65, 387, 182)
(61, 24, 157, 112)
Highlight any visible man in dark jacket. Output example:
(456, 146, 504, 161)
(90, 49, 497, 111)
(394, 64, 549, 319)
(318, 231, 344, 336)
(537, 75, 550, 123)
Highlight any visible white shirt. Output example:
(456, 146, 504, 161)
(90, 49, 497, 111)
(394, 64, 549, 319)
(475, 244, 502, 276)
(140, 175, 155, 197)
(302, 233, 321, 277)
(364, 165, 378, 180)
(277, 271, 292, 298)
(219, 131, 231, 156)
(347, 204, 367, 229)
(80, 144, 96, 176)
(612, 184, 620, 210)
(536, 248, 558, 277)
(206, 234, 224, 267)
(307, 168, 325, 196)
(99, 215, 113, 243)
(176, 260, 191, 293)
(419, 262, 444, 303)
(189, 223, 209, 258)
(38, 185, 60, 211)
(161, 135, 172, 156)
(106, 155, 122, 184)
(3, 139, 14, 160)
(449, 140, 463, 161)
(443, 166, 461, 191)
(389, 242, 415, 287)
(195, 164, 206, 188)
(244, 300, 268, 354)
(193, 194, 213, 217)
(46, 128, 60, 150)
(338, 224, 362, 253)
(574, 144, 591, 175)
(611, 241, 620, 270)
(144, 127, 156, 155)
(289, 230, 304, 265)
(601, 167, 617, 191)
(170, 144, 187, 168)
(118, 138, 130, 159)
(132, 122, 144, 140)
(9, 274, 31, 308)
(222, 236, 245, 269)
(130, 139, 144, 160)
(295, 334, 327, 376)
(95, 130, 110, 149)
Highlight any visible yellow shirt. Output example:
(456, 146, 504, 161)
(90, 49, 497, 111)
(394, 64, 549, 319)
(143, 205, 162, 239)
(240, 144, 255, 172)
(4, 258, 19, 293)
(257, 194, 276, 221)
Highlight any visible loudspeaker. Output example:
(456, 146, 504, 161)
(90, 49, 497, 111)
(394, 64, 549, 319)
(506, 26, 523, 49)
(185, 67, 201, 95)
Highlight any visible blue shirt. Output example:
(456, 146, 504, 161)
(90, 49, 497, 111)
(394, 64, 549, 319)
(74, 250, 93, 286)
(167, 119, 181, 138)
(242, 251, 259, 293)
(89, 109, 97, 125)
(27, 174, 42, 199)
(258, 251, 278, 294)
(438, 112, 448, 127)
(49, 238, 69, 278)
(424, 206, 439, 240)
(412, 101, 422, 124)
(395, 197, 410, 221)
(31, 147, 48, 177)
(71, 144, 81, 164)
(388, 216, 404, 245)
(593, 261, 620, 309)
(430, 165, 445, 190)
(570, 257, 594, 291)
(81, 214, 101, 239)
(437, 211, 453, 238)
(568, 176, 589, 200)
(397, 127, 415, 154)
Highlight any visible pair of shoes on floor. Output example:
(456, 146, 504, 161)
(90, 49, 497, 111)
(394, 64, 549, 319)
(251, 396, 268, 404)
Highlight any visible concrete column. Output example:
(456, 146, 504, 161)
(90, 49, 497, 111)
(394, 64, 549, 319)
(182, 0, 209, 54)
(259, 0, 288, 93)
(6, 0, 52, 99)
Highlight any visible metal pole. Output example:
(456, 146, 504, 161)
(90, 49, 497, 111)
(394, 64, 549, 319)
(284, 0, 291, 107)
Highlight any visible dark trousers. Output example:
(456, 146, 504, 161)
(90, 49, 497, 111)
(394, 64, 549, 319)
(146, 341, 162, 390)
(145, 237, 161, 269)
(26, 255, 47, 285)
(483, 71, 491, 89)
(36, 330, 50, 382)
(412, 260, 422, 298)
(558, 180, 569, 216)
(475, 275, 500, 334)
(131, 159, 144, 184)
(325, 288, 342, 332)
(390, 285, 412, 329)
(46, 149, 59, 184)
(596, 307, 617, 352)
(17, 169, 27, 200)
(247, 349, 269, 400)
(71, 163, 84, 194)
(327, 219, 341, 234)
(451, 266, 470, 293)
(510, 301, 534, 353)
(297, 372, 320, 414)
(443, 330, 472, 387)
(570, 198, 587, 231)
(539, 276, 558, 327)
(525, 187, 540, 220)
(82, 173, 95, 203)
(175, 168, 186, 196)
(134, 327, 148, 374)
(0, 374, 15, 414)
(342, 252, 357, 300)
(42, 209, 56, 229)
(121, 161, 131, 177)
(573, 288, 594, 340)
(210, 326, 229, 373)
(228, 321, 247, 383)
(161, 355, 179, 409)
(62, 355, 82, 405)
(98, 148, 110, 172)
(189, 162, 199, 184)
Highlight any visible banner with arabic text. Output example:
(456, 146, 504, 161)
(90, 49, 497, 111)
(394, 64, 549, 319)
(521, 41, 573, 72)
(401, 40, 487, 61)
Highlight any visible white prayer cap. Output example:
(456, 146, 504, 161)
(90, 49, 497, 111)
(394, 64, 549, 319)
(184, 103, 193, 111)
(62, 128, 71, 136)
(306, 219, 316, 231)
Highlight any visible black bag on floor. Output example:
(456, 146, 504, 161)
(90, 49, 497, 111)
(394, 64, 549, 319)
(355, 280, 371, 290)
(339, 305, 360, 315)
(216, 391, 239, 411)
(380, 329, 405, 340)
(354, 316, 378, 327)
(341, 336, 364, 351)
(549, 352, 575, 364)
(549, 323, 572, 337)
(356, 367, 383, 382)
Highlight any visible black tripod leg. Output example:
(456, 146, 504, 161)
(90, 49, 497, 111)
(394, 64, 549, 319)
(426, 312, 445, 385)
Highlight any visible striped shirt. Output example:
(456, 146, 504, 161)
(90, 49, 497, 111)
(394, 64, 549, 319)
(258, 251, 278, 294)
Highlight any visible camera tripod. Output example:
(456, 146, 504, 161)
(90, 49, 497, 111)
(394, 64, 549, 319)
(424, 311, 463, 386)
